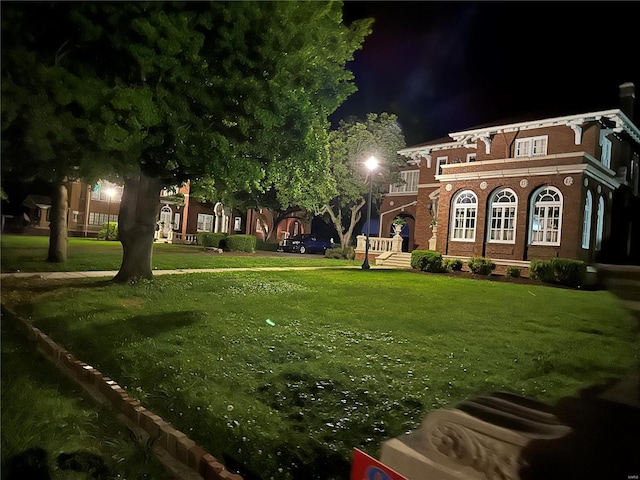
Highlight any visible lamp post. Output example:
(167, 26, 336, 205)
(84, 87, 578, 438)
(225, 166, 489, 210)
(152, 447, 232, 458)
(361, 156, 378, 270)
(105, 188, 115, 240)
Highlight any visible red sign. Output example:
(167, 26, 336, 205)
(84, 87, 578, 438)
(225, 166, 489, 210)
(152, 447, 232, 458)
(351, 448, 409, 480)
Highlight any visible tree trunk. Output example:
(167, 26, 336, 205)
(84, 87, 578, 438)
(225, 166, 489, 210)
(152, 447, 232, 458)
(113, 173, 162, 284)
(47, 180, 68, 262)
(322, 198, 365, 248)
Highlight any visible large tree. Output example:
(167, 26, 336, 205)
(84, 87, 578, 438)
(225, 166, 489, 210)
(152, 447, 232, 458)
(317, 113, 407, 248)
(1, 4, 113, 262)
(70, 2, 370, 282)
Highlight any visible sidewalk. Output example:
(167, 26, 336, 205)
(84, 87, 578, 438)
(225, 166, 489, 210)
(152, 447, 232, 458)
(0, 264, 392, 280)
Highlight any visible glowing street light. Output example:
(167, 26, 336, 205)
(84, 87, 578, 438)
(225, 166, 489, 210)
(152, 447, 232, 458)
(106, 188, 115, 240)
(361, 156, 379, 270)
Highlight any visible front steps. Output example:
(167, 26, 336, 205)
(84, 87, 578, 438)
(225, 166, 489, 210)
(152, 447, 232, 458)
(376, 252, 412, 269)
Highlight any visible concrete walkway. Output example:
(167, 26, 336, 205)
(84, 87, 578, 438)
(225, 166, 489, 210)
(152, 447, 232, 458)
(0, 264, 394, 280)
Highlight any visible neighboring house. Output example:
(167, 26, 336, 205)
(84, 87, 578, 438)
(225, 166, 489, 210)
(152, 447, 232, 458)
(14, 179, 310, 244)
(378, 82, 640, 267)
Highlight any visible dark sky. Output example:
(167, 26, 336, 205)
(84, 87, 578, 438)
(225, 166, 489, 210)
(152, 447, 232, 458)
(332, 1, 640, 146)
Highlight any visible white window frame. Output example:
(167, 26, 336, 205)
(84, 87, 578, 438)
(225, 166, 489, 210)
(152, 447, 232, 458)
(197, 213, 214, 232)
(450, 190, 477, 242)
(389, 170, 419, 194)
(436, 156, 448, 176)
(581, 190, 592, 249)
(529, 186, 562, 246)
(599, 129, 612, 169)
(466, 153, 476, 162)
(595, 196, 605, 250)
(487, 188, 517, 243)
(515, 135, 548, 158)
(174, 213, 180, 230)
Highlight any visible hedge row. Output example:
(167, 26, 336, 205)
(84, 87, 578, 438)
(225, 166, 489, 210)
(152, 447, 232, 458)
(197, 233, 256, 253)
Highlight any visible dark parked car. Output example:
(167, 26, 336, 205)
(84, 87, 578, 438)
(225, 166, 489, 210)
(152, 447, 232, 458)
(280, 234, 334, 254)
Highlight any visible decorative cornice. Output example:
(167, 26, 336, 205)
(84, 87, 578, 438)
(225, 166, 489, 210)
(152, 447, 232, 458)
(436, 163, 621, 190)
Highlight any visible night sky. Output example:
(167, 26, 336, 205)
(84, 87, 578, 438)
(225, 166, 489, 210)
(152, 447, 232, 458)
(333, 1, 640, 146)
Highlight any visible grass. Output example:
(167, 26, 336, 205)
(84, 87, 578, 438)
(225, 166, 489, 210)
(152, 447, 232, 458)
(0, 313, 173, 479)
(0, 234, 357, 273)
(1, 269, 637, 480)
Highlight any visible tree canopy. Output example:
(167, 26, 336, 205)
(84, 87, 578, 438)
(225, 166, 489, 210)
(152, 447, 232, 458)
(317, 112, 407, 248)
(1, 1, 373, 281)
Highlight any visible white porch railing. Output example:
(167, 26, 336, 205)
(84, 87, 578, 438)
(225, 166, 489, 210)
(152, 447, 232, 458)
(355, 234, 403, 255)
(169, 232, 199, 245)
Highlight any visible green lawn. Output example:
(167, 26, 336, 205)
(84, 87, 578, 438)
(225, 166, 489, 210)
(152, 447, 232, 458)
(0, 234, 357, 272)
(1, 269, 637, 480)
(1, 314, 173, 479)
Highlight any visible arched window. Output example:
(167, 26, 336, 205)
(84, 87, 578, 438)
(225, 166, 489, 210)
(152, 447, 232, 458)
(595, 196, 605, 250)
(488, 188, 517, 243)
(581, 190, 592, 249)
(529, 186, 562, 245)
(451, 190, 477, 241)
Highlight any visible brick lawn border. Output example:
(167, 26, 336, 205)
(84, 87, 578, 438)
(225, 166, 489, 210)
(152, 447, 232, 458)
(4, 306, 244, 480)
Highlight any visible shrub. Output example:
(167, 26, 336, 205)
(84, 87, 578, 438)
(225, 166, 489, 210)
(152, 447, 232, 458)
(505, 266, 521, 278)
(467, 257, 496, 276)
(221, 234, 256, 253)
(325, 246, 355, 260)
(197, 232, 227, 248)
(443, 258, 463, 272)
(411, 250, 443, 272)
(551, 258, 586, 288)
(256, 239, 279, 251)
(97, 222, 118, 241)
(529, 258, 586, 287)
(529, 259, 556, 283)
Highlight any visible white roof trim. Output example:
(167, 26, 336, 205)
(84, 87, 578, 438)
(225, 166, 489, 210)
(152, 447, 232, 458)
(399, 109, 640, 166)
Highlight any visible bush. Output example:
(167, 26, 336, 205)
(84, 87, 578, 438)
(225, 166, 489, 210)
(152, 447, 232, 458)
(221, 234, 257, 253)
(467, 257, 496, 276)
(197, 232, 227, 248)
(97, 222, 118, 241)
(411, 250, 443, 272)
(325, 247, 355, 260)
(443, 258, 463, 272)
(529, 259, 556, 283)
(505, 266, 521, 278)
(256, 239, 279, 251)
(531, 258, 586, 287)
(530, 258, 586, 287)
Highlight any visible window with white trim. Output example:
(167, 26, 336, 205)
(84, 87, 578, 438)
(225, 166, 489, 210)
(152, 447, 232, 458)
(174, 213, 180, 230)
(436, 156, 448, 175)
(197, 213, 214, 232)
(389, 170, 419, 194)
(466, 153, 476, 162)
(581, 190, 592, 249)
(451, 190, 477, 241)
(515, 135, 548, 158)
(488, 189, 517, 243)
(595, 196, 605, 250)
(88, 212, 118, 226)
(529, 186, 562, 245)
(599, 130, 612, 169)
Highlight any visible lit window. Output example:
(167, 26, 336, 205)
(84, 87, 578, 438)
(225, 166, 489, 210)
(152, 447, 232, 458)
(451, 190, 477, 241)
(197, 214, 214, 232)
(595, 196, 605, 250)
(529, 186, 562, 245)
(581, 190, 592, 249)
(515, 136, 548, 158)
(488, 189, 517, 243)
(389, 170, 419, 194)
(436, 156, 448, 175)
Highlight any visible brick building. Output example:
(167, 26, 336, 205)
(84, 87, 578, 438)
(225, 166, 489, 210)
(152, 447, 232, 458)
(379, 83, 640, 266)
